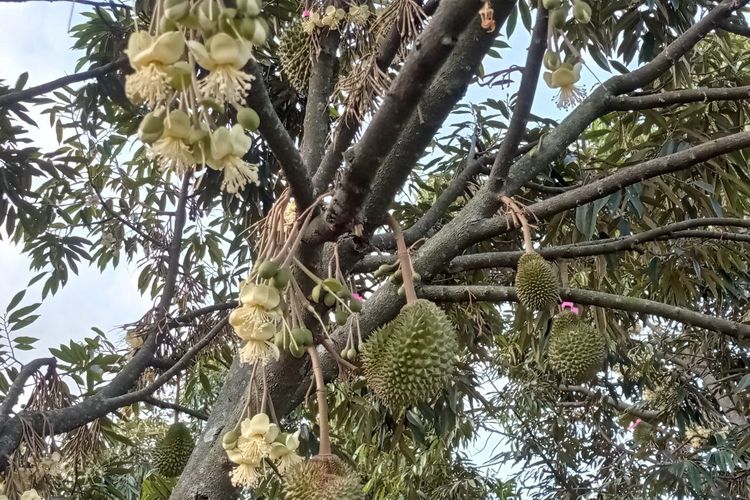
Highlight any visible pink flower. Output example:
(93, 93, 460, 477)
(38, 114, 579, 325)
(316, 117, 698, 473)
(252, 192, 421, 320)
(351, 292, 363, 302)
(302, 9, 310, 17)
(561, 301, 579, 315)
(627, 418, 642, 432)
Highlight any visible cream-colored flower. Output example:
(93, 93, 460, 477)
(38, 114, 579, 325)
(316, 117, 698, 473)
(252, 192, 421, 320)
(228, 413, 279, 465)
(321, 5, 346, 29)
(125, 31, 185, 107)
(20, 490, 43, 500)
(230, 462, 263, 487)
(543, 63, 585, 109)
(270, 431, 303, 473)
(347, 4, 371, 26)
(686, 425, 711, 449)
(207, 125, 260, 194)
(283, 199, 297, 230)
(239, 328, 280, 364)
(151, 110, 195, 174)
(188, 34, 255, 105)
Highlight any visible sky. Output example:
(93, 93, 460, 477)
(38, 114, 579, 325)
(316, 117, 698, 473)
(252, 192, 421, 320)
(0, 1, 605, 491)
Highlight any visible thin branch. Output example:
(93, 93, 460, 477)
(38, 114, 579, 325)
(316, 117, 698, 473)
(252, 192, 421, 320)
(168, 300, 238, 327)
(90, 180, 166, 248)
(245, 62, 314, 209)
(558, 385, 659, 419)
(419, 285, 750, 341)
(609, 85, 750, 110)
(0, 358, 55, 419)
(102, 174, 191, 399)
(143, 396, 209, 421)
(489, 3, 547, 183)
(471, 131, 750, 243)
(0, 58, 126, 108)
(309, 0, 486, 239)
(387, 215, 417, 303)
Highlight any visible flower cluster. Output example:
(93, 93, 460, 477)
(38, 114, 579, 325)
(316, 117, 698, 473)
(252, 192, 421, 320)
(230, 283, 282, 364)
(0, 489, 43, 500)
(124, 0, 266, 195)
(302, 4, 370, 34)
(223, 413, 302, 487)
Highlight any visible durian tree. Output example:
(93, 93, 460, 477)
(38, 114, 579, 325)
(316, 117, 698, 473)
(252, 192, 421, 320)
(2, 0, 750, 498)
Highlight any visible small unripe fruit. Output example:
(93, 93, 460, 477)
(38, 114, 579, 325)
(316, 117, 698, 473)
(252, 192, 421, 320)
(349, 298, 362, 313)
(291, 327, 313, 346)
(335, 309, 348, 325)
(257, 260, 280, 279)
(239, 18, 256, 40)
(550, 6, 569, 29)
(164, 0, 190, 21)
(543, 51, 561, 70)
(237, 106, 260, 131)
(542, 0, 561, 9)
(138, 112, 164, 144)
(289, 343, 306, 358)
(273, 266, 291, 289)
(222, 430, 239, 449)
(345, 348, 357, 361)
(324, 293, 337, 307)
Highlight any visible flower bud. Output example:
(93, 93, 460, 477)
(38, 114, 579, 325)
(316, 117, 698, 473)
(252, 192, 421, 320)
(543, 51, 561, 71)
(237, 106, 260, 131)
(251, 18, 268, 46)
(573, 1, 592, 24)
(137, 112, 164, 144)
(164, 0, 190, 21)
(542, 0, 561, 8)
(550, 6, 569, 30)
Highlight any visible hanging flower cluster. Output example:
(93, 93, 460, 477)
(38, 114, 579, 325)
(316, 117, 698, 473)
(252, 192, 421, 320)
(222, 413, 302, 487)
(231, 283, 282, 365)
(125, 0, 267, 195)
(540, 0, 592, 109)
(301, 3, 372, 34)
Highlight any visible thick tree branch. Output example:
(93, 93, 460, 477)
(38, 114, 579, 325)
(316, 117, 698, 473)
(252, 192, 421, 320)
(143, 396, 209, 421)
(355, 218, 750, 273)
(558, 385, 660, 420)
(0, 0, 128, 7)
(302, 30, 340, 173)
(0, 58, 126, 108)
(609, 86, 750, 110)
(246, 62, 314, 209)
(311, 0, 439, 193)
(489, 3, 547, 182)
(361, 0, 517, 238)
(471, 131, 750, 243)
(419, 285, 750, 340)
(308, 0, 485, 239)
(0, 358, 55, 422)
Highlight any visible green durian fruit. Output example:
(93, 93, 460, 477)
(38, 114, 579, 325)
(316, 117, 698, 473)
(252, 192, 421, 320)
(546, 311, 606, 383)
(278, 21, 313, 94)
(361, 299, 458, 413)
(284, 456, 363, 500)
(515, 252, 559, 310)
(152, 422, 194, 477)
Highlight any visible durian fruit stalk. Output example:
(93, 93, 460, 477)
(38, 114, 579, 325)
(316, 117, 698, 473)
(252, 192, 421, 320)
(284, 455, 363, 500)
(152, 422, 195, 477)
(546, 310, 606, 383)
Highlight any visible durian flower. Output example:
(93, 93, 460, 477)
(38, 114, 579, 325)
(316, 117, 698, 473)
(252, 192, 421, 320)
(238, 321, 280, 364)
(347, 4, 371, 26)
(188, 34, 255, 105)
(20, 491, 43, 500)
(151, 110, 195, 174)
(543, 63, 585, 109)
(302, 11, 322, 33)
(230, 462, 264, 487)
(321, 5, 346, 29)
(207, 125, 260, 195)
(270, 431, 303, 473)
(125, 31, 185, 108)
(228, 413, 279, 466)
(283, 199, 297, 230)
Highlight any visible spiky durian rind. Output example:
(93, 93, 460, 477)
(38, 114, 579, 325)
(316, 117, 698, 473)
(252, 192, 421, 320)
(153, 422, 194, 477)
(283, 456, 363, 500)
(546, 311, 606, 383)
(278, 21, 313, 94)
(515, 252, 559, 310)
(361, 299, 458, 413)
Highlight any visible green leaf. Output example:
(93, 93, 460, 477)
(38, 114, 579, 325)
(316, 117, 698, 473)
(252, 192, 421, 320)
(735, 373, 750, 392)
(5, 290, 26, 312)
(8, 303, 41, 323)
(14, 72, 28, 90)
